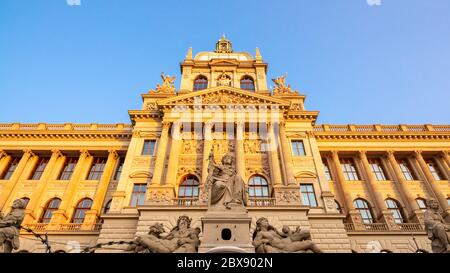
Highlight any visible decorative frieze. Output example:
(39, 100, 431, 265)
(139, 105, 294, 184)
(274, 187, 302, 205)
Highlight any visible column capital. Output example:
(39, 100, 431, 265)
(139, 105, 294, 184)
(412, 150, 423, 158)
(0, 150, 7, 159)
(80, 149, 91, 157)
(108, 149, 119, 159)
(305, 130, 314, 138)
(50, 149, 63, 158)
(358, 150, 367, 156)
(22, 149, 35, 157)
(161, 121, 171, 130)
(330, 150, 339, 157)
(385, 150, 396, 158)
(132, 130, 141, 138)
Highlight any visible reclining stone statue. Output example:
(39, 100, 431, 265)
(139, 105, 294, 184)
(252, 217, 322, 253)
(129, 216, 200, 253)
(0, 199, 26, 253)
(424, 199, 450, 253)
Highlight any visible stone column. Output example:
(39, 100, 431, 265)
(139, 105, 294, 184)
(83, 150, 119, 229)
(22, 149, 62, 224)
(440, 151, 450, 177)
(0, 149, 34, 211)
(267, 122, 283, 186)
(50, 150, 91, 226)
(329, 151, 365, 228)
(385, 151, 422, 222)
(358, 151, 399, 229)
(164, 122, 183, 187)
(150, 122, 171, 186)
(235, 122, 246, 181)
(109, 130, 141, 213)
(0, 150, 11, 178)
(201, 122, 214, 185)
(413, 150, 449, 214)
(278, 122, 296, 186)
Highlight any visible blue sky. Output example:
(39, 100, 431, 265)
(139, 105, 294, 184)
(0, 0, 449, 125)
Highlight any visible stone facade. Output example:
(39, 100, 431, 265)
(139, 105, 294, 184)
(0, 37, 449, 253)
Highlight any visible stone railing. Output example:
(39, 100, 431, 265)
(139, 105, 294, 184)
(173, 198, 199, 206)
(398, 223, 424, 232)
(22, 223, 102, 232)
(344, 222, 424, 232)
(248, 197, 276, 207)
(314, 124, 450, 133)
(23, 223, 48, 232)
(0, 123, 132, 132)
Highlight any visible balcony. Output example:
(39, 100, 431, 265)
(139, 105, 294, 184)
(344, 222, 424, 232)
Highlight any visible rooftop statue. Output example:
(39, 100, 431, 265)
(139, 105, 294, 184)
(149, 72, 176, 94)
(129, 216, 200, 253)
(204, 150, 247, 209)
(272, 73, 297, 95)
(424, 199, 450, 253)
(0, 199, 26, 253)
(252, 217, 322, 253)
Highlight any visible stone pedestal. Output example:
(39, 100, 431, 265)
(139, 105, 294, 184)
(199, 205, 254, 253)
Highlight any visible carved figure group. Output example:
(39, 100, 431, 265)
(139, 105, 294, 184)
(252, 217, 322, 253)
(424, 199, 450, 253)
(150, 72, 176, 94)
(129, 216, 200, 253)
(0, 199, 26, 253)
(271, 74, 297, 95)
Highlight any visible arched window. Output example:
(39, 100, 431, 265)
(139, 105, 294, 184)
(21, 197, 30, 209)
(416, 198, 427, 212)
(385, 198, 405, 224)
(72, 198, 93, 223)
(103, 199, 112, 214)
(193, 76, 208, 91)
(240, 76, 255, 92)
(353, 199, 374, 224)
(248, 176, 270, 198)
(178, 175, 200, 198)
(40, 198, 61, 223)
(335, 200, 343, 214)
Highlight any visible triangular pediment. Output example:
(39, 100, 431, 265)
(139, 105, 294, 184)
(157, 86, 290, 108)
(209, 59, 239, 66)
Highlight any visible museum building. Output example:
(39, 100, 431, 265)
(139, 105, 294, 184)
(1, 36, 449, 253)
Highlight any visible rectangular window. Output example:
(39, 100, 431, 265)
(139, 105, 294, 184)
(398, 160, 415, 181)
(300, 184, 318, 207)
(340, 158, 360, 181)
(113, 157, 124, 180)
(291, 140, 306, 156)
(130, 184, 146, 207)
(58, 158, 78, 180)
(426, 159, 444, 181)
(322, 160, 332, 180)
(142, 140, 156, 156)
(0, 157, 20, 180)
(87, 157, 107, 180)
(30, 157, 49, 180)
(369, 159, 387, 181)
